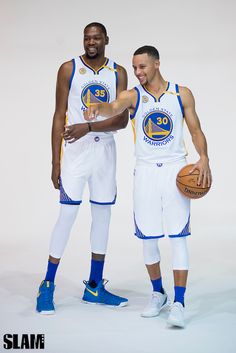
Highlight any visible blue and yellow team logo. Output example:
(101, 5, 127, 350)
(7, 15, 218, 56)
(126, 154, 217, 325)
(143, 110, 173, 141)
(81, 83, 110, 108)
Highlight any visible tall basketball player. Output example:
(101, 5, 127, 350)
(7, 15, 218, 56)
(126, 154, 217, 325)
(63, 46, 212, 328)
(36, 23, 129, 314)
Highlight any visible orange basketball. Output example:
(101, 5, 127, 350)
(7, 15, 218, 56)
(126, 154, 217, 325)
(176, 164, 210, 199)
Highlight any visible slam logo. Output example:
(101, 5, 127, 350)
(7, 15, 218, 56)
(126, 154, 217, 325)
(3, 334, 45, 350)
(143, 110, 173, 142)
(81, 83, 110, 108)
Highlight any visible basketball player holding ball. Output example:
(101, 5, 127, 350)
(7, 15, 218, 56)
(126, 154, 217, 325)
(64, 45, 212, 328)
(36, 23, 129, 314)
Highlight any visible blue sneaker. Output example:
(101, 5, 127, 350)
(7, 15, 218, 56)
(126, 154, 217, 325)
(82, 279, 128, 307)
(36, 280, 55, 315)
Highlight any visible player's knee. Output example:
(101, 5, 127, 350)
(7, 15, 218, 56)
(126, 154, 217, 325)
(58, 204, 79, 223)
(91, 203, 111, 217)
(170, 237, 189, 270)
(143, 239, 161, 265)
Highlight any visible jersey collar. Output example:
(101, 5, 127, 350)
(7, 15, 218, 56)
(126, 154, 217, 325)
(142, 81, 170, 102)
(79, 56, 109, 75)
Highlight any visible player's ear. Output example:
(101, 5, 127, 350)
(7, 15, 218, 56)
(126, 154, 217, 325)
(155, 60, 160, 69)
(105, 36, 109, 45)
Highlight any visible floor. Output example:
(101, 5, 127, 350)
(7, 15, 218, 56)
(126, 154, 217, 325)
(1, 217, 235, 353)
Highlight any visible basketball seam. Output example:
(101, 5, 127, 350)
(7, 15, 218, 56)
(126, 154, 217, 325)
(177, 173, 199, 177)
(176, 180, 210, 190)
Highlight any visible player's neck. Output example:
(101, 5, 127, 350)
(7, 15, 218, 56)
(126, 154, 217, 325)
(82, 54, 107, 70)
(145, 74, 166, 95)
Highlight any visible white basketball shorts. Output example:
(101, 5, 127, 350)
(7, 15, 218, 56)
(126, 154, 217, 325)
(60, 134, 116, 205)
(133, 158, 190, 239)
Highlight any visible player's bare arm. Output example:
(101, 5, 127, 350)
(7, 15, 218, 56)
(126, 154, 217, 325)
(180, 86, 212, 188)
(63, 65, 130, 143)
(85, 89, 136, 120)
(51, 61, 72, 188)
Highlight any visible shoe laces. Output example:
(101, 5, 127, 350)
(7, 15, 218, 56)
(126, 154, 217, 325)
(148, 292, 163, 306)
(172, 302, 184, 312)
(83, 279, 109, 288)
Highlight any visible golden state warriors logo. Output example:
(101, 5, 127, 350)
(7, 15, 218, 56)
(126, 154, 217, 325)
(143, 110, 173, 141)
(81, 83, 110, 108)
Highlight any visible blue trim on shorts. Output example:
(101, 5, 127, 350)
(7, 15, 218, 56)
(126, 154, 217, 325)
(130, 87, 140, 120)
(59, 177, 81, 205)
(175, 84, 184, 117)
(169, 232, 190, 238)
(136, 233, 165, 240)
(134, 217, 164, 239)
(60, 200, 82, 205)
(169, 215, 191, 238)
(69, 59, 76, 90)
(90, 194, 117, 205)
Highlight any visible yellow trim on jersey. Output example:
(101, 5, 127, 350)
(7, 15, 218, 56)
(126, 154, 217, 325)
(60, 140, 64, 161)
(131, 118, 136, 144)
(102, 65, 117, 72)
(165, 91, 180, 96)
(60, 115, 68, 161)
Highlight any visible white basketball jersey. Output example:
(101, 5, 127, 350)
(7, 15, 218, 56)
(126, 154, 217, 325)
(68, 56, 118, 136)
(130, 82, 187, 163)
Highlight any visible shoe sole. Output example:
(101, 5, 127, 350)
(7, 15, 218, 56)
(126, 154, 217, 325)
(82, 299, 128, 307)
(167, 316, 185, 328)
(36, 310, 55, 315)
(141, 297, 170, 318)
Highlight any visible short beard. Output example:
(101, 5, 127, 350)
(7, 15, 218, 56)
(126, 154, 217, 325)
(85, 52, 99, 60)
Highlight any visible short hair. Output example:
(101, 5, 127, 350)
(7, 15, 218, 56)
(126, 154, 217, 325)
(84, 22, 107, 37)
(133, 46, 160, 60)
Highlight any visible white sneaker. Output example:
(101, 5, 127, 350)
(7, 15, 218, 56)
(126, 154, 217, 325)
(141, 291, 169, 318)
(167, 302, 185, 328)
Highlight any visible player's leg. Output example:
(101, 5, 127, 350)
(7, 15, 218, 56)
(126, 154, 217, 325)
(141, 239, 169, 317)
(88, 203, 111, 287)
(82, 137, 127, 306)
(143, 239, 162, 290)
(163, 160, 190, 327)
(133, 162, 169, 316)
(46, 203, 80, 282)
(36, 204, 80, 314)
(171, 237, 189, 305)
(166, 237, 189, 328)
(36, 150, 86, 315)
(83, 205, 128, 307)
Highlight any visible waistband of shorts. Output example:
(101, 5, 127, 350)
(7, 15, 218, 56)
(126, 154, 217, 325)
(135, 157, 186, 167)
(78, 133, 115, 143)
(89, 131, 115, 137)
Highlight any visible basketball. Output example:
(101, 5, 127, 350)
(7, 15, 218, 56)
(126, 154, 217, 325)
(176, 164, 211, 199)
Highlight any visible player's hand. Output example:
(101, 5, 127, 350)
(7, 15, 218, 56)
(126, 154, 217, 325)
(62, 123, 89, 143)
(83, 104, 100, 121)
(189, 156, 212, 188)
(51, 163, 60, 189)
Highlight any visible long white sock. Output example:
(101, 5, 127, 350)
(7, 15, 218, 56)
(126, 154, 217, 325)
(90, 203, 111, 254)
(49, 204, 79, 258)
